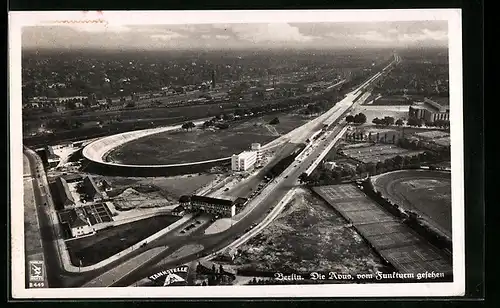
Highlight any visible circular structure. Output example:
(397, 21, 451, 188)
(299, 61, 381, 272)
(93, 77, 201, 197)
(81, 120, 234, 177)
(82, 119, 289, 177)
(372, 169, 452, 238)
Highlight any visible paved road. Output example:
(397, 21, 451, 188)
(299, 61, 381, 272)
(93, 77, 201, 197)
(23, 153, 49, 288)
(24, 148, 65, 287)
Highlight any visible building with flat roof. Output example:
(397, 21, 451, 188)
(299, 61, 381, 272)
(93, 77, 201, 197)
(54, 177, 75, 210)
(231, 150, 257, 171)
(188, 195, 236, 218)
(409, 97, 450, 123)
(251, 143, 262, 166)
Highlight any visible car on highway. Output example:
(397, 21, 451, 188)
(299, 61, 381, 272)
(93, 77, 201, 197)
(285, 175, 289, 178)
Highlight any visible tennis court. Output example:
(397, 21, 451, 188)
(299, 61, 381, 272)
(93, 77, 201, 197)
(313, 184, 452, 277)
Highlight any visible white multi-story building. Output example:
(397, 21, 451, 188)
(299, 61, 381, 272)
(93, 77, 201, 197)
(251, 143, 262, 166)
(231, 151, 257, 171)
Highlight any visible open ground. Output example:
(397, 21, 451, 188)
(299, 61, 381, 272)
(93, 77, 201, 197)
(229, 187, 387, 274)
(372, 170, 452, 238)
(105, 174, 217, 202)
(106, 113, 309, 165)
(66, 215, 180, 266)
(341, 144, 425, 164)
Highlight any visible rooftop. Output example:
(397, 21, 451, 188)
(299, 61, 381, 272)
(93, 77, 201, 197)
(190, 195, 234, 207)
(58, 208, 90, 229)
(83, 176, 102, 198)
(55, 177, 75, 204)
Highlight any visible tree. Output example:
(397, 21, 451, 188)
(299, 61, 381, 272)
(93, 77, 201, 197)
(407, 117, 419, 126)
(372, 118, 381, 125)
(395, 119, 404, 126)
(383, 116, 395, 126)
(356, 164, 366, 175)
(346, 115, 355, 123)
(298, 173, 309, 184)
(384, 158, 395, 171)
(354, 113, 367, 124)
(393, 155, 404, 168)
(366, 162, 377, 175)
(376, 161, 385, 173)
(331, 170, 341, 182)
(182, 121, 196, 131)
(269, 117, 280, 125)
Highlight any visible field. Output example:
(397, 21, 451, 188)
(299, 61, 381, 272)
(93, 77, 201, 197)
(372, 170, 452, 238)
(232, 188, 387, 274)
(313, 184, 452, 277)
(365, 95, 423, 106)
(354, 105, 409, 124)
(106, 114, 308, 165)
(341, 144, 425, 164)
(66, 215, 180, 266)
(105, 174, 217, 201)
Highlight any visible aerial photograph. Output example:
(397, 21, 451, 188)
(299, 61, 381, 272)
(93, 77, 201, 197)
(20, 17, 454, 290)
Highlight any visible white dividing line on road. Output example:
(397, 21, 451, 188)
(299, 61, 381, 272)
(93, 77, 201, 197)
(304, 126, 349, 176)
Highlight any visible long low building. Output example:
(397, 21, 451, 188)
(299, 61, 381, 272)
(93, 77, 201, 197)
(179, 195, 248, 218)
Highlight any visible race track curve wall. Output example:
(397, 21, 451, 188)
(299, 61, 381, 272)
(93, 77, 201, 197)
(82, 122, 231, 177)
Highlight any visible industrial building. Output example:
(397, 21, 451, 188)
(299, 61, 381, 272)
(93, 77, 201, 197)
(231, 150, 257, 171)
(408, 98, 450, 123)
(54, 177, 75, 210)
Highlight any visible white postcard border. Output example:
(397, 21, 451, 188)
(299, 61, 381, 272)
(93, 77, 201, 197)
(9, 9, 465, 298)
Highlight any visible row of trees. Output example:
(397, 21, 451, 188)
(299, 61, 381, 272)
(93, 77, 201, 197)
(299, 150, 445, 186)
(373, 115, 450, 129)
(346, 113, 367, 124)
(372, 116, 402, 126)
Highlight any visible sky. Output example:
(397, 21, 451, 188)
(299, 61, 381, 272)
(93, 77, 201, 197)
(22, 21, 448, 50)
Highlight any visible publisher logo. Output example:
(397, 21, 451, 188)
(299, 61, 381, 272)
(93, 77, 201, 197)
(163, 273, 185, 286)
(29, 260, 44, 282)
